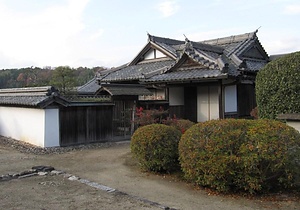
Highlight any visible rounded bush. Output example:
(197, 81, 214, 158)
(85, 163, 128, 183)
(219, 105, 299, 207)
(179, 119, 300, 194)
(131, 124, 182, 172)
(165, 119, 195, 134)
(256, 51, 300, 119)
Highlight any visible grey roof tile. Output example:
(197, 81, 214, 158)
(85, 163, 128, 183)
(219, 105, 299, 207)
(77, 77, 101, 94)
(100, 84, 151, 96)
(0, 86, 68, 108)
(143, 68, 227, 83)
(101, 59, 175, 82)
(97, 31, 269, 84)
(155, 42, 178, 56)
(0, 95, 49, 106)
(245, 60, 268, 71)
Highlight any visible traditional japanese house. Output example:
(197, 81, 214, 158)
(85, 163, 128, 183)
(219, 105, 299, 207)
(96, 30, 269, 122)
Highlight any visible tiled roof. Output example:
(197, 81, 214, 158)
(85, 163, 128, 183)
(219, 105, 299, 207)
(97, 31, 269, 84)
(77, 77, 101, 94)
(0, 86, 68, 108)
(201, 31, 257, 52)
(100, 59, 175, 82)
(0, 95, 50, 106)
(245, 60, 268, 71)
(143, 68, 227, 83)
(100, 84, 151, 96)
(201, 31, 269, 61)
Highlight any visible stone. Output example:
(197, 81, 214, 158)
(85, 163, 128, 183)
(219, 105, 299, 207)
(50, 170, 64, 175)
(63, 173, 72, 178)
(18, 173, 37, 179)
(68, 176, 79, 181)
(1, 174, 12, 181)
(32, 166, 55, 172)
(12, 173, 20, 178)
(19, 170, 34, 176)
(38, 172, 48, 176)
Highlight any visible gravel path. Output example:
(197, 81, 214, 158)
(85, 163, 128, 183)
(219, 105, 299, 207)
(0, 136, 120, 155)
(1, 136, 300, 210)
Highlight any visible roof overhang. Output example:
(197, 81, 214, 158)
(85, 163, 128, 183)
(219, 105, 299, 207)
(98, 84, 151, 96)
(0, 86, 69, 108)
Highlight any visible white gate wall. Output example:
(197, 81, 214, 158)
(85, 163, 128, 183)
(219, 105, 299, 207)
(44, 109, 60, 147)
(0, 107, 59, 147)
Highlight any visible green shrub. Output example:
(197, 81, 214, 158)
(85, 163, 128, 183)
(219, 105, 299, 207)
(179, 119, 300, 194)
(163, 118, 195, 134)
(131, 124, 182, 173)
(256, 51, 300, 119)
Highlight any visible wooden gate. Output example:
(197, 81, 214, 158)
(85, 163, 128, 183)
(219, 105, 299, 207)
(112, 100, 135, 140)
(59, 105, 113, 146)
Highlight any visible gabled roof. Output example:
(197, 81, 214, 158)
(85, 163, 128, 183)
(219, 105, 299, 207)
(0, 86, 69, 108)
(97, 30, 269, 84)
(201, 30, 269, 67)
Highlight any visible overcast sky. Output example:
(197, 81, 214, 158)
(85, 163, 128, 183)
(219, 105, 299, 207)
(0, 0, 299, 69)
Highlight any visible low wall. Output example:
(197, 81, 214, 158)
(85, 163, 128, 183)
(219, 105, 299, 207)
(277, 114, 300, 133)
(0, 107, 59, 147)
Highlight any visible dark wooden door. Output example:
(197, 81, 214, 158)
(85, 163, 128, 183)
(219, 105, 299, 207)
(112, 100, 134, 140)
(59, 106, 113, 146)
(184, 86, 197, 122)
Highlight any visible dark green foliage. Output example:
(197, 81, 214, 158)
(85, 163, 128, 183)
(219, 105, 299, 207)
(131, 124, 182, 173)
(256, 51, 300, 119)
(50, 66, 77, 95)
(179, 119, 300, 194)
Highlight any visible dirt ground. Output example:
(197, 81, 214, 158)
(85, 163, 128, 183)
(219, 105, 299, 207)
(1, 140, 300, 210)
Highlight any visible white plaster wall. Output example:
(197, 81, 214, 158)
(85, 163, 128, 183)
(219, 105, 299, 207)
(156, 50, 166, 58)
(197, 86, 219, 122)
(0, 107, 45, 147)
(44, 109, 60, 147)
(209, 86, 220, 120)
(144, 49, 155, 59)
(144, 49, 166, 60)
(0, 107, 60, 147)
(197, 86, 209, 122)
(169, 87, 184, 106)
(224, 85, 237, 112)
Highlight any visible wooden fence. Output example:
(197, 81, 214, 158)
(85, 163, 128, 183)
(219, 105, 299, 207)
(59, 105, 114, 146)
(59, 100, 135, 146)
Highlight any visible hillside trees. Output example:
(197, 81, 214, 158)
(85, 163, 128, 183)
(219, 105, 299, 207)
(50, 66, 76, 95)
(0, 66, 105, 90)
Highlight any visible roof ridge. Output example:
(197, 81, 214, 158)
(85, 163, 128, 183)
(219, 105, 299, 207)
(190, 41, 224, 53)
(200, 30, 258, 45)
(0, 86, 56, 95)
(148, 34, 185, 45)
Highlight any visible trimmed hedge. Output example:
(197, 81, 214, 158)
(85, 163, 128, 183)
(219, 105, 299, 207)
(163, 119, 195, 134)
(256, 51, 300, 119)
(131, 124, 182, 173)
(179, 119, 300, 194)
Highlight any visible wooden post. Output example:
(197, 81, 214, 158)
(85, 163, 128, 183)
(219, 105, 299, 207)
(131, 100, 136, 135)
